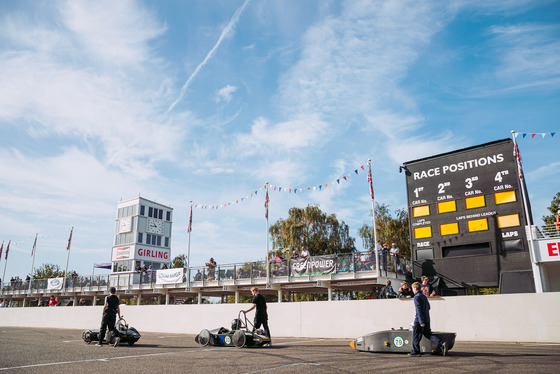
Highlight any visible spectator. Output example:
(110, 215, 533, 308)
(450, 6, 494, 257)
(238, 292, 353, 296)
(161, 263, 168, 270)
(380, 243, 389, 271)
(379, 280, 397, 299)
(206, 258, 217, 280)
(194, 269, 202, 281)
(368, 247, 376, 270)
(135, 264, 142, 273)
(420, 276, 436, 297)
(398, 281, 414, 298)
(359, 252, 368, 270)
(48, 295, 58, 307)
(390, 243, 400, 272)
(79, 298, 86, 306)
(290, 250, 299, 260)
(301, 247, 309, 258)
(0, 299, 4, 308)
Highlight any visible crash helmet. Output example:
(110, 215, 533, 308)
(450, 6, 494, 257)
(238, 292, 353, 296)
(231, 318, 241, 330)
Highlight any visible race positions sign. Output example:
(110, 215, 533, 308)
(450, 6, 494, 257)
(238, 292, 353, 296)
(403, 139, 532, 289)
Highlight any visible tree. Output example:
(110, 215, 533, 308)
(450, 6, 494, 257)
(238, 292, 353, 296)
(357, 202, 410, 256)
(33, 264, 64, 279)
(541, 192, 560, 237)
(172, 254, 187, 268)
(542, 192, 560, 225)
(269, 204, 356, 256)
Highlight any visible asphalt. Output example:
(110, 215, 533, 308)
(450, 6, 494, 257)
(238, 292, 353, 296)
(0, 327, 559, 373)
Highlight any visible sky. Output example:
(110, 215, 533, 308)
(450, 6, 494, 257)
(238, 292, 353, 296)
(0, 0, 558, 281)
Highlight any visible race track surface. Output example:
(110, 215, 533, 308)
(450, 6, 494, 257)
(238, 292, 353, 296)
(0, 327, 559, 373)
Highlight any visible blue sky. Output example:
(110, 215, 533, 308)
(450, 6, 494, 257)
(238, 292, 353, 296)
(0, 0, 558, 280)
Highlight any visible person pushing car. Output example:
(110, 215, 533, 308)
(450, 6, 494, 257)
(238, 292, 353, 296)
(243, 287, 271, 346)
(97, 287, 121, 347)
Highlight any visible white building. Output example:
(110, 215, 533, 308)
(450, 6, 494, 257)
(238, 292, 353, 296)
(111, 197, 173, 274)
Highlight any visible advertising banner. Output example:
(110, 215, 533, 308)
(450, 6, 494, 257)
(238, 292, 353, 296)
(47, 277, 64, 290)
(534, 239, 560, 263)
(290, 255, 336, 276)
(156, 268, 184, 284)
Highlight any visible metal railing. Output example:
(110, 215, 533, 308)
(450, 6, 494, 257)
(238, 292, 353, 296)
(1, 250, 412, 295)
(534, 224, 560, 239)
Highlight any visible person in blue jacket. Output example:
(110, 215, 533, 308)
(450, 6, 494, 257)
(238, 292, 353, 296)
(409, 282, 446, 356)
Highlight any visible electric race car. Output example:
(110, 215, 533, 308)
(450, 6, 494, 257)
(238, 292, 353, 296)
(195, 311, 271, 348)
(82, 316, 141, 346)
(350, 327, 456, 355)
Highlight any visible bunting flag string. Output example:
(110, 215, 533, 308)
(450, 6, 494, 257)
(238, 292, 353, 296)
(513, 132, 557, 139)
(191, 164, 367, 210)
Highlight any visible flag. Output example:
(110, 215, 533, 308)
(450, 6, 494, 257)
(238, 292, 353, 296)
(367, 161, 374, 200)
(513, 142, 524, 180)
(31, 235, 37, 257)
(265, 186, 270, 220)
(66, 228, 73, 251)
(187, 205, 193, 233)
(5, 240, 10, 260)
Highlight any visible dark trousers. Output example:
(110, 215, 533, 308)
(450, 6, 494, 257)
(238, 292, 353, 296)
(99, 312, 118, 343)
(412, 322, 441, 354)
(254, 317, 271, 340)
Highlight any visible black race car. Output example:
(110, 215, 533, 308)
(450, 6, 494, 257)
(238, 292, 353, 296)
(82, 317, 141, 346)
(195, 311, 271, 348)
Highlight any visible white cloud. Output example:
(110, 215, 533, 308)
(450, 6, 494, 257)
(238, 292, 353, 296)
(61, 0, 166, 66)
(489, 24, 560, 79)
(215, 85, 238, 103)
(236, 116, 329, 153)
(276, 0, 447, 121)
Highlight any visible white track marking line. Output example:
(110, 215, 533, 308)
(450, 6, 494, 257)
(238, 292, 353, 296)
(275, 338, 325, 345)
(242, 363, 321, 374)
(0, 348, 220, 371)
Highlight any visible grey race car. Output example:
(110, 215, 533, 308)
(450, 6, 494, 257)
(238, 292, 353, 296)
(350, 327, 456, 355)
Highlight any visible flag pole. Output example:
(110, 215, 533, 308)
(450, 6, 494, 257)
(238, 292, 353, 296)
(29, 233, 38, 292)
(187, 202, 192, 288)
(2, 241, 10, 295)
(265, 183, 270, 285)
(368, 159, 379, 274)
(511, 130, 542, 292)
(63, 227, 73, 292)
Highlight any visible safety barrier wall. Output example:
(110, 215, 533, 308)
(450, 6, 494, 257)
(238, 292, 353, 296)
(1, 292, 559, 342)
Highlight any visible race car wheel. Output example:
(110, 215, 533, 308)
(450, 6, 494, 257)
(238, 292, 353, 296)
(82, 331, 92, 344)
(128, 340, 136, 346)
(198, 329, 211, 346)
(233, 330, 246, 348)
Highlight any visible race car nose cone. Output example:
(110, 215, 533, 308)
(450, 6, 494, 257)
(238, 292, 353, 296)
(350, 340, 356, 350)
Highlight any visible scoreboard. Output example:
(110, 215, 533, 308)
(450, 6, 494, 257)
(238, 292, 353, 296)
(403, 139, 533, 290)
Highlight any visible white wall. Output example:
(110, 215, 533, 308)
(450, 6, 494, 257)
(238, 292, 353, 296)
(1, 293, 559, 343)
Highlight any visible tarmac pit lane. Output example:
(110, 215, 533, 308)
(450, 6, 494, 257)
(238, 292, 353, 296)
(0, 328, 559, 373)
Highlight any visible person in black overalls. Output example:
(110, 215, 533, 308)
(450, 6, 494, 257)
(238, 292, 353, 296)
(243, 286, 271, 346)
(97, 287, 121, 346)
